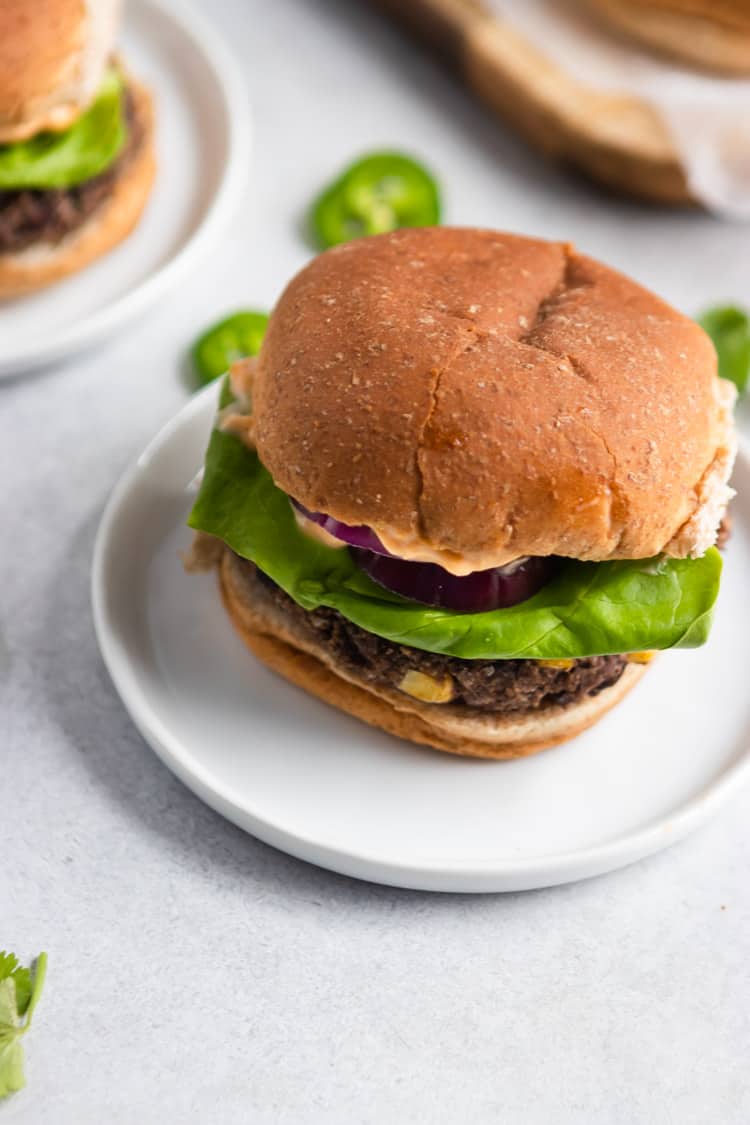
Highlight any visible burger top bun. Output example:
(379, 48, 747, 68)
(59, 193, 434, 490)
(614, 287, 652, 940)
(588, 0, 750, 76)
(0, 0, 122, 143)
(253, 227, 736, 575)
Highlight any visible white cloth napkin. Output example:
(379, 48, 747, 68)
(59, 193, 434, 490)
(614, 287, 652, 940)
(487, 0, 750, 218)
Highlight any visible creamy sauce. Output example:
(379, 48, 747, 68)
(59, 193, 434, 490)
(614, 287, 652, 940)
(293, 509, 348, 549)
(362, 525, 527, 576)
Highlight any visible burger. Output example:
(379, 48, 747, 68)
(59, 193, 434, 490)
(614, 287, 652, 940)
(187, 228, 736, 760)
(0, 0, 156, 298)
(587, 0, 750, 76)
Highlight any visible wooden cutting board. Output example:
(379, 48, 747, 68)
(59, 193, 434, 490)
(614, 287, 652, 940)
(367, 0, 692, 204)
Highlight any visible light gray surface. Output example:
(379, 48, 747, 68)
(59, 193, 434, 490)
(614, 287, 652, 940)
(3, 0, 750, 1120)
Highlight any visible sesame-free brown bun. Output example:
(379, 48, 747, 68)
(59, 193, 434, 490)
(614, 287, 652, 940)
(0, 79, 155, 299)
(218, 549, 647, 760)
(253, 228, 735, 576)
(0, 0, 122, 143)
(588, 0, 750, 76)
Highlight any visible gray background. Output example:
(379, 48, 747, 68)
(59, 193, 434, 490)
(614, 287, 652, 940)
(3, 0, 750, 1120)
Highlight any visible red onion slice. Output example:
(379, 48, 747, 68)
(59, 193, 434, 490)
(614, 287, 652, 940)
(351, 547, 559, 612)
(290, 497, 557, 611)
(290, 499, 393, 555)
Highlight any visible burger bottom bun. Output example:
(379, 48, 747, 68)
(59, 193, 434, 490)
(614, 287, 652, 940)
(0, 78, 156, 299)
(219, 552, 648, 761)
(589, 0, 750, 76)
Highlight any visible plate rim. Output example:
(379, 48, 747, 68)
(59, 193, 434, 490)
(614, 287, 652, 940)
(91, 384, 750, 892)
(0, 0, 252, 379)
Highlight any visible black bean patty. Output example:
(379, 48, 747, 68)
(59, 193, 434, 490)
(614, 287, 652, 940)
(231, 554, 629, 714)
(0, 87, 142, 254)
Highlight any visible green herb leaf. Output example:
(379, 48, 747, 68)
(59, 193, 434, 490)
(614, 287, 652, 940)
(0, 953, 47, 1099)
(188, 387, 722, 660)
(0, 953, 20, 984)
(699, 305, 750, 394)
(0, 980, 25, 1099)
(8, 970, 31, 1019)
(0, 952, 31, 1018)
(0, 69, 125, 190)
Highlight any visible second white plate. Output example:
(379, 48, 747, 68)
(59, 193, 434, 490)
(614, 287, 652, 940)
(92, 384, 750, 892)
(0, 0, 250, 378)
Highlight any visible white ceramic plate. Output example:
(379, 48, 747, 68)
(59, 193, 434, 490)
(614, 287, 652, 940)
(0, 0, 250, 379)
(92, 384, 750, 892)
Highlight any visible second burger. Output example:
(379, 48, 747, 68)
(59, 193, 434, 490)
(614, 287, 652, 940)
(0, 0, 156, 297)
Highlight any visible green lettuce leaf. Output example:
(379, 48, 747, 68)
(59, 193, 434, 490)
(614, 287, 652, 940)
(188, 389, 722, 660)
(0, 70, 126, 190)
(699, 305, 750, 395)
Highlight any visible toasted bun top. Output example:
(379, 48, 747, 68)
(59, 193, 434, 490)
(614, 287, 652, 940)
(253, 228, 735, 573)
(0, 0, 121, 143)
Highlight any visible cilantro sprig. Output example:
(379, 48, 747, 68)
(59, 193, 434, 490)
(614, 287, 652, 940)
(0, 951, 47, 1098)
